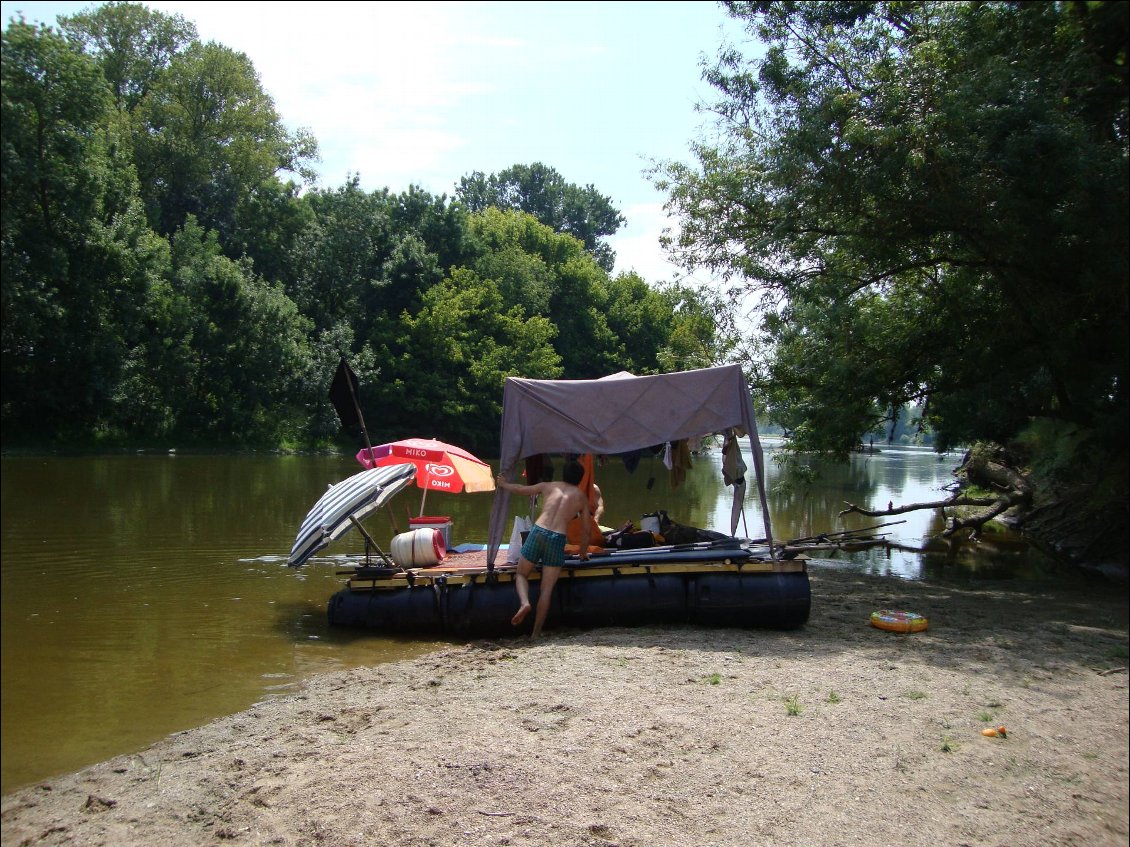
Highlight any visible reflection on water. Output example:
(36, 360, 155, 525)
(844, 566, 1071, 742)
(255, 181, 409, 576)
(0, 446, 1064, 793)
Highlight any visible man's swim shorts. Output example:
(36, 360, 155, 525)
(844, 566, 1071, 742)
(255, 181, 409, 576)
(520, 524, 566, 568)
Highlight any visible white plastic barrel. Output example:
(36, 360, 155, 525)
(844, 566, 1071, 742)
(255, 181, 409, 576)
(390, 528, 446, 567)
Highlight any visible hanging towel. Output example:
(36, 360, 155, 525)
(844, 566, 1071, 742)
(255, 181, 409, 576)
(670, 439, 692, 488)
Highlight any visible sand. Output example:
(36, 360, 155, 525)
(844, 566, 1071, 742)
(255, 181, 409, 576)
(2, 566, 1127, 847)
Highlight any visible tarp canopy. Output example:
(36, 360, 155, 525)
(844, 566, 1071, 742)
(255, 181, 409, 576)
(486, 365, 773, 565)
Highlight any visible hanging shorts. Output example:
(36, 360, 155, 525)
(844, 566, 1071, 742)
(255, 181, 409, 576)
(520, 524, 566, 569)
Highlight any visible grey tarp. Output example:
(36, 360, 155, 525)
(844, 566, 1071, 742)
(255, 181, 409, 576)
(486, 365, 773, 566)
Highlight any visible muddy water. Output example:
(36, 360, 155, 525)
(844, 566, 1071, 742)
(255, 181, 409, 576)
(0, 445, 1065, 793)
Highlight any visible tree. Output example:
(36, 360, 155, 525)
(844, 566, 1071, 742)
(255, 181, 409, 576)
(160, 217, 312, 442)
(57, 0, 196, 112)
(132, 39, 317, 241)
(467, 208, 621, 378)
(655, 0, 1128, 460)
(603, 272, 672, 374)
(654, 281, 737, 374)
(60, 3, 318, 277)
(288, 182, 472, 357)
(383, 268, 562, 453)
(1, 18, 158, 436)
(457, 162, 625, 271)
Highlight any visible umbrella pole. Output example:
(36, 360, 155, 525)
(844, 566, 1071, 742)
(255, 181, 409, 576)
(419, 488, 428, 518)
(348, 516, 395, 568)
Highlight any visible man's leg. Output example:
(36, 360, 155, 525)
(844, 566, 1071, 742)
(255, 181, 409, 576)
(531, 564, 561, 639)
(512, 557, 533, 626)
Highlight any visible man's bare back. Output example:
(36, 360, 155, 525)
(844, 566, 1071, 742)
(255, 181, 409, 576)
(529, 481, 588, 535)
(494, 478, 589, 536)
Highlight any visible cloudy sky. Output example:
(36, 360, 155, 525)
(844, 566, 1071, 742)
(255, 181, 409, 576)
(3, 1, 756, 284)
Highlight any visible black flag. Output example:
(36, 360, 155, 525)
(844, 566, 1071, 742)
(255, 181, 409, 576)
(329, 358, 364, 436)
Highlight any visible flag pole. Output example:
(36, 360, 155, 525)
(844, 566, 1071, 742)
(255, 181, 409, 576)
(333, 357, 399, 534)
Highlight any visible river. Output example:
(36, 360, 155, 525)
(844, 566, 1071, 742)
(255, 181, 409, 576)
(0, 444, 1069, 794)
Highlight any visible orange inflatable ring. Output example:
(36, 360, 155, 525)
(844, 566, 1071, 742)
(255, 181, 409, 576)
(870, 609, 928, 633)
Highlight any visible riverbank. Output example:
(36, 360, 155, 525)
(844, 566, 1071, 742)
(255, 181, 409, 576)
(2, 566, 1127, 847)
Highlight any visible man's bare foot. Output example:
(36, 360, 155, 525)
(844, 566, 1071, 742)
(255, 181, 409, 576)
(511, 603, 531, 626)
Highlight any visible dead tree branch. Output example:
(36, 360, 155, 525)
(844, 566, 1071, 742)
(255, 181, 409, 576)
(838, 447, 1034, 542)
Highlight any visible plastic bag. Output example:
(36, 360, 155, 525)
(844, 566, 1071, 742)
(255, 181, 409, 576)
(507, 516, 532, 564)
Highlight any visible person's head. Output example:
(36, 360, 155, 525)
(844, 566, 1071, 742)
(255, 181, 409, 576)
(562, 459, 585, 487)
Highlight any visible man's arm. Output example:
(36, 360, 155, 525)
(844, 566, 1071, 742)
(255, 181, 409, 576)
(496, 473, 543, 498)
(592, 484, 605, 524)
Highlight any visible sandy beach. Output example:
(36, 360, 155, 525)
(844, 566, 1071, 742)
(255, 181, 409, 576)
(2, 565, 1127, 847)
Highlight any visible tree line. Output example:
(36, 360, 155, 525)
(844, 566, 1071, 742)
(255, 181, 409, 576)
(2, 3, 722, 455)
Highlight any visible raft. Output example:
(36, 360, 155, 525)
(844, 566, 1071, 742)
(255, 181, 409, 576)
(328, 545, 810, 637)
(299, 364, 809, 638)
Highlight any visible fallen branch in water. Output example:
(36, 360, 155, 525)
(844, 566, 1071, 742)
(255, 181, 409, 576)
(838, 446, 1033, 541)
(781, 522, 909, 556)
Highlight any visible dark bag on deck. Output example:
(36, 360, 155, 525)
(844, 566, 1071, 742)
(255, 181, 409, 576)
(603, 523, 656, 550)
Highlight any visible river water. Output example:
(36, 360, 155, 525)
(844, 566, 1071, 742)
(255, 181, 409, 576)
(0, 444, 1068, 794)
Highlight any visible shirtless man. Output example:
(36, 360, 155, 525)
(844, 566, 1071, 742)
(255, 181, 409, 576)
(496, 459, 591, 639)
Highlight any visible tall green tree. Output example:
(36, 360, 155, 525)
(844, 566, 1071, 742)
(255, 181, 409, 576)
(60, 3, 318, 280)
(655, 281, 736, 374)
(57, 0, 196, 112)
(457, 162, 625, 272)
(289, 182, 471, 346)
(468, 208, 622, 378)
(655, 0, 1128, 459)
(131, 39, 317, 241)
(1, 18, 158, 436)
(160, 217, 312, 442)
(383, 268, 562, 453)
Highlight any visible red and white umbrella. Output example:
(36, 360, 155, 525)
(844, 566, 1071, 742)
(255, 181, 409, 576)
(357, 438, 494, 516)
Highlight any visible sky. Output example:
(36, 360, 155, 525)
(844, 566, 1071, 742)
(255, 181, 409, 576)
(1, 0, 754, 285)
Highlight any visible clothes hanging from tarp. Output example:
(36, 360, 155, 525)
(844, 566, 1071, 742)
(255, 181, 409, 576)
(670, 439, 692, 489)
(722, 429, 747, 486)
(722, 428, 748, 536)
(616, 449, 645, 473)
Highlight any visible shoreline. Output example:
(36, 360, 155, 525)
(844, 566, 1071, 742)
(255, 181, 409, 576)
(2, 567, 1127, 847)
